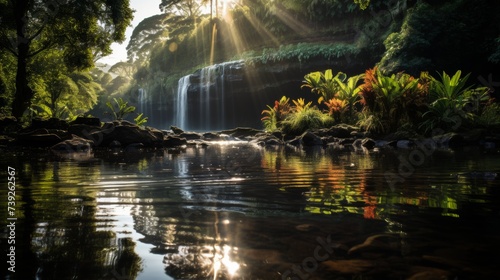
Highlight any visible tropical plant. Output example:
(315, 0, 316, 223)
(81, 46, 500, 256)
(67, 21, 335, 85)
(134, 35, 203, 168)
(419, 70, 479, 134)
(281, 106, 334, 135)
(134, 113, 149, 126)
(333, 73, 364, 123)
(106, 98, 136, 120)
(292, 98, 312, 112)
(261, 96, 291, 131)
(302, 69, 346, 104)
(358, 67, 427, 134)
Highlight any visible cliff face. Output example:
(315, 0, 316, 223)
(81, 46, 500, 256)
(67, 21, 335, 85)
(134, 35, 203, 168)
(170, 55, 369, 131)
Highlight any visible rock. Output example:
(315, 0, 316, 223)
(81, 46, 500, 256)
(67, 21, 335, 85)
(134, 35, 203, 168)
(163, 136, 188, 147)
(125, 143, 145, 152)
(321, 259, 375, 274)
(300, 131, 323, 146)
(202, 132, 221, 141)
(109, 140, 121, 148)
(348, 234, 400, 255)
(170, 125, 184, 135)
(71, 116, 101, 127)
(325, 124, 359, 138)
(361, 138, 376, 149)
(90, 122, 163, 147)
(219, 127, 263, 138)
(286, 136, 301, 146)
(179, 132, 202, 140)
(396, 140, 414, 149)
(51, 135, 93, 152)
(432, 133, 464, 148)
(68, 124, 103, 139)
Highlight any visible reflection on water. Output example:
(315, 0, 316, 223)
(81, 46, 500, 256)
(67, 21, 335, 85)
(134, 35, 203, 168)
(2, 143, 500, 279)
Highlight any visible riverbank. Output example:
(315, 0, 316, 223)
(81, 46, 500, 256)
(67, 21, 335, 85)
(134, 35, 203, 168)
(1, 116, 499, 155)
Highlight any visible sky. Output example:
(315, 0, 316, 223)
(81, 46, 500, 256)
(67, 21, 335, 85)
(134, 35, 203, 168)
(99, 0, 162, 66)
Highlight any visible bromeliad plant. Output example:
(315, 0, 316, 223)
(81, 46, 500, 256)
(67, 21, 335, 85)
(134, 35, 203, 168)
(358, 67, 428, 134)
(261, 96, 291, 131)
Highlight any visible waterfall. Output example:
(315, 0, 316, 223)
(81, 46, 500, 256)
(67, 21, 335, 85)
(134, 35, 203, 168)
(175, 75, 190, 130)
(138, 88, 152, 123)
(173, 60, 244, 131)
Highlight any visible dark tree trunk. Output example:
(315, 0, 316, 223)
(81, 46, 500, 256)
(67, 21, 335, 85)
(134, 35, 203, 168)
(11, 0, 34, 119)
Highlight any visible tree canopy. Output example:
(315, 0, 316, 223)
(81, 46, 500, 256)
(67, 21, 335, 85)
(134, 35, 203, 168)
(0, 0, 133, 118)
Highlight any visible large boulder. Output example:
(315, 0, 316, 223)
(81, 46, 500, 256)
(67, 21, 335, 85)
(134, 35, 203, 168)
(51, 135, 93, 153)
(300, 131, 323, 146)
(89, 121, 163, 147)
(16, 129, 63, 147)
(219, 127, 263, 139)
(71, 116, 101, 127)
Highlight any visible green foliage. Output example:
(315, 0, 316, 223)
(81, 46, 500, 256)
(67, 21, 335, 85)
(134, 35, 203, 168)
(281, 106, 335, 135)
(106, 98, 136, 120)
(134, 113, 149, 126)
(358, 67, 428, 134)
(248, 43, 359, 65)
(419, 70, 492, 134)
(302, 69, 364, 124)
(379, 0, 500, 75)
(261, 96, 291, 131)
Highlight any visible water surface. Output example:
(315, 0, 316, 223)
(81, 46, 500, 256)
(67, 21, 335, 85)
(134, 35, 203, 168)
(2, 143, 500, 279)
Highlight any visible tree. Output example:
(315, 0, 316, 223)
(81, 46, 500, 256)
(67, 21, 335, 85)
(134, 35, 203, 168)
(0, 0, 133, 119)
(126, 14, 172, 65)
(159, 0, 210, 20)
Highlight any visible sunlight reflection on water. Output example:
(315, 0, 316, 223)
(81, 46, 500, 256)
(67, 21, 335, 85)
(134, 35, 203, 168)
(3, 143, 500, 279)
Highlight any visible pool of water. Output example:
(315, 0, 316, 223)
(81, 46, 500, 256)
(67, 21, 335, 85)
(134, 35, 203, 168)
(2, 142, 500, 279)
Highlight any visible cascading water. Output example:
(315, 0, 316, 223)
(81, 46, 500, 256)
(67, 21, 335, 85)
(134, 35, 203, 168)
(175, 75, 190, 130)
(138, 88, 152, 122)
(173, 60, 249, 131)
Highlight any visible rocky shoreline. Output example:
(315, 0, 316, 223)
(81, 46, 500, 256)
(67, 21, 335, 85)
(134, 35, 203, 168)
(1, 116, 499, 154)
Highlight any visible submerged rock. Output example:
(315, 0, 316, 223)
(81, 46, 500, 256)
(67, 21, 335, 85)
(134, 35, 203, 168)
(300, 131, 323, 146)
(51, 135, 93, 152)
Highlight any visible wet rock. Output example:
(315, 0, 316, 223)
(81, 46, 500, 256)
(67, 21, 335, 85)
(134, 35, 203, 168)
(125, 143, 145, 152)
(202, 132, 221, 140)
(396, 140, 414, 149)
(407, 267, 451, 280)
(361, 138, 376, 149)
(51, 135, 93, 152)
(71, 116, 101, 127)
(179, 132, 202, 140)
(163, 136, 188, 147)
(109, 140, 121, 148)
(219, 127, 263, 138)
(432, 133, 464, 148)
(68, 124, 102, 139)
(295, 224, 320, 232)
(321, 259, 375, 274)
(286, 136, 301, 146)
(170, 125, 184, 135)
(300, 131, 323, 146)
(323, 124, 359, 138)
(90, 122, 163, 147)
(348, 234, 400, 255)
